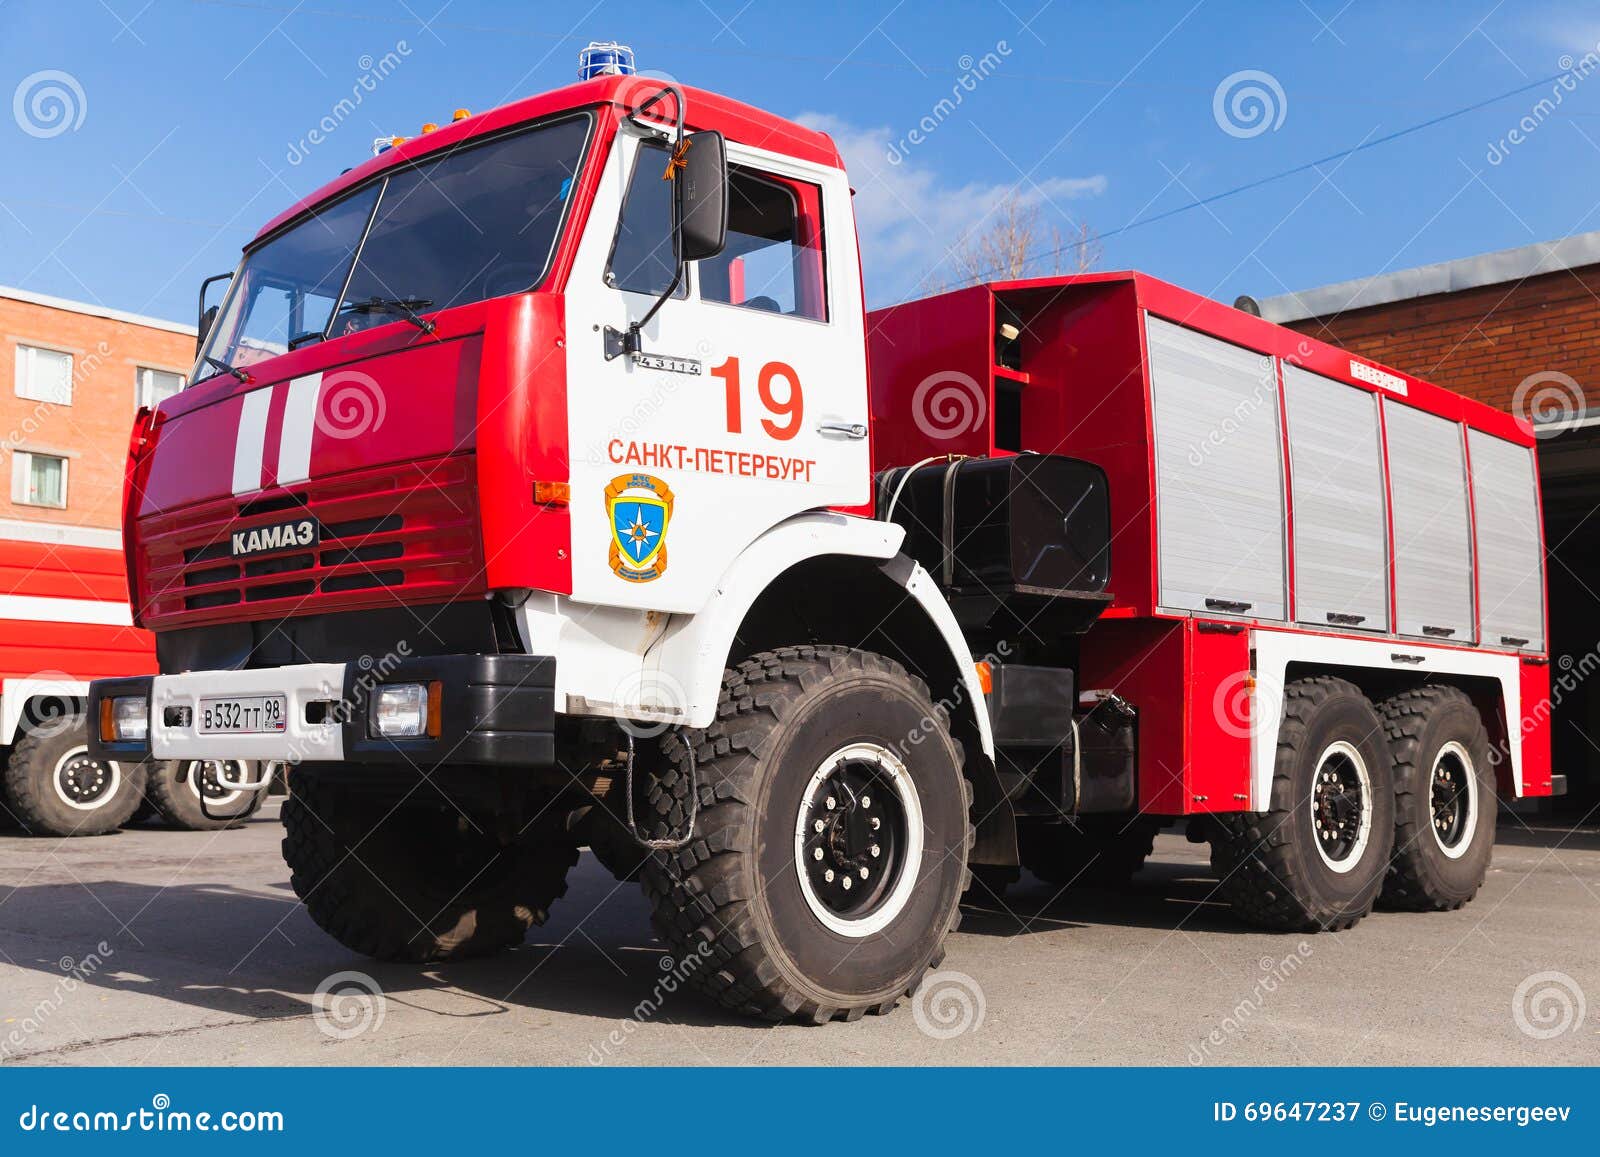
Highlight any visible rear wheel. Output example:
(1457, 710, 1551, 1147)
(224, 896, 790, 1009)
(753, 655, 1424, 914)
(144, 760, 268, 831)
(1210, 676, 1393, 931)
(282, 771, 579, 962)
(1377, 686, 1495, 910)
(639, 647, 973, 1023)
(2, 724, 146, 837)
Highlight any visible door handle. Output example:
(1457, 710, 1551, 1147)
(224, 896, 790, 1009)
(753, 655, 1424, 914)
(817, 422, 868, 439)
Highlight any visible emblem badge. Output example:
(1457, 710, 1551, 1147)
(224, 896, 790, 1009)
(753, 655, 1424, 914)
(605, 473, 674, 582)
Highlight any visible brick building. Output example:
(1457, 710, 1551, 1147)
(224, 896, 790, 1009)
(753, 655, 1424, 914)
(1257, 232, 1600, 811)
(0, 286, 196, 533)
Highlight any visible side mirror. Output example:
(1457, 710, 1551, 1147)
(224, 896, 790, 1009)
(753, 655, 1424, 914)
(196, 271, 233, 356)
(197, 305, 219, 351)
(678, 130, 727, 263)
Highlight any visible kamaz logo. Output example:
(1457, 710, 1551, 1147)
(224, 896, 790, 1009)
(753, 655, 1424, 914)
(230, 518, 320, 558)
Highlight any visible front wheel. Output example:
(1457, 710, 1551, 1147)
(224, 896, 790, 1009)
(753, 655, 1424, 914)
(639, 647, 974, 1023)
(283, 771, 579, 962)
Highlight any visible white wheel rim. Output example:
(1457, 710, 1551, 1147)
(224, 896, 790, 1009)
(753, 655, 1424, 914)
(51, 746, 122, 812)
(185, 761, 246, 809)
(1308, 740, 1373, 875)
(1429, 740, 1478, 860)
(794, 743, 924, 938)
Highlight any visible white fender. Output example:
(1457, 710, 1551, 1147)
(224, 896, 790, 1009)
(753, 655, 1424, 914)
(1249, 629, 1523, 808)
(0, 678, 90, 746)
(519, 513, 903, 725)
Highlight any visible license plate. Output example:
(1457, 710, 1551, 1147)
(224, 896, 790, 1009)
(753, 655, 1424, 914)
(198, 695, 288, 734)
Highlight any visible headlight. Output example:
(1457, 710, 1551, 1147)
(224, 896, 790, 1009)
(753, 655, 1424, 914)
(103, 696, 149, 742)
(372, 683, 429, 738)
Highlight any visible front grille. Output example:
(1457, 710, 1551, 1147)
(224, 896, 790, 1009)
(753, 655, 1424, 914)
(137, 453, 485, 629)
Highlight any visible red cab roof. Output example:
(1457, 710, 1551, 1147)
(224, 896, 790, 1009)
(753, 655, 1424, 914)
(252, 76, 843, 244)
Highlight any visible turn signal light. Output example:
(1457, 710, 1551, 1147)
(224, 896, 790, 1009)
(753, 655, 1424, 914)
(974, 661, 994, 695)
(533, 481, 571, 506)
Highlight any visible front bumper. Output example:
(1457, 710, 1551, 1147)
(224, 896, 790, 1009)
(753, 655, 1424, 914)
(88, 654, 556, 767)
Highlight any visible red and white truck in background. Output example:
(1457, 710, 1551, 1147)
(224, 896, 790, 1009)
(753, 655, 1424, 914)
(89, 59, 1556, 1022)
(1, 522, 264, 835)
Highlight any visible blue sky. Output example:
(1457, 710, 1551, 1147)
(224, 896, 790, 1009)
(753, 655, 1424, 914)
(4, 0, 1600, 323)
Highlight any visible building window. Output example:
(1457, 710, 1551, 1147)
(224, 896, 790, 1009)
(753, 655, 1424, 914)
(11, 451, 69, 508)
(13, 344, 74, 405)
(137, 366, 185, 408)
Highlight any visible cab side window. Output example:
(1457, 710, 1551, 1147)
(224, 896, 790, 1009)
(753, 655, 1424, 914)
(606, 140, 681, 297)
(699, 167, 827, 321)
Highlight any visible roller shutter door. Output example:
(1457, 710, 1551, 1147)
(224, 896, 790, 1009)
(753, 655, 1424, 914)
(1385, 401, 1473, 641)
(1147, 315, 1285, 619)
(1282, 364, 1388, 631)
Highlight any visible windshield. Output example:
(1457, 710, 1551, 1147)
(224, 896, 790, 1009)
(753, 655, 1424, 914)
(195, 112, 592, 382)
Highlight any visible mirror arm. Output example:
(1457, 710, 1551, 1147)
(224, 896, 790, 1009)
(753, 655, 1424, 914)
(196, 271, 233, 356)
(606, 90, 691, 362)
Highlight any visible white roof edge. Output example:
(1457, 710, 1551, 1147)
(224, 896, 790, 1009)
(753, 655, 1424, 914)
(0, 284, 196, 337)
(0, 518, 123, 550)
(1258, 231, 1600, 323)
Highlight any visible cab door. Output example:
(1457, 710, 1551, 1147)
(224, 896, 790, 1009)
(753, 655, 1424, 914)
(563, 125, 869, 614)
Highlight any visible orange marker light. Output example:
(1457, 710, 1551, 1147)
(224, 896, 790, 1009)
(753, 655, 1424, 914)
(533, 481, 571, 506)
(426, 681, 443, 738)
(452, 108, 471, 121)
(390, 136, 407, 146)
(421, 122, 438, 134)
(974, 661, 993, 695)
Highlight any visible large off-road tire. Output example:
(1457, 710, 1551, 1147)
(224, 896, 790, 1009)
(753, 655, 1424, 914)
(639, 646, 974, 1024)
(282, 771, 579, 962)
(1019, 815, 1162, 889)
(144, 760, 269, 831)
(1210, 676, 1394, 932)
(1377, 686, 1495, 911)
(2, 725, 146, 837)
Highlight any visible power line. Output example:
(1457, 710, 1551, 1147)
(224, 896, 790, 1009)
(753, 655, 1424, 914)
(979, 67, 1574, 282)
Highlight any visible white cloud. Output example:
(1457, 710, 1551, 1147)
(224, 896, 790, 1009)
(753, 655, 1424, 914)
(796, 112, 1106, 305)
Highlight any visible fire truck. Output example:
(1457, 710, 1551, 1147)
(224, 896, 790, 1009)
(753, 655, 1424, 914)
(88, 58, 1555, 1022)
(0, 524, 265, 834)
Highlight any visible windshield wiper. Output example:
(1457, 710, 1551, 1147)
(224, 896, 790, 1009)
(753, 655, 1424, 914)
(203, 355, 252, 383)
(340, 296, 437, 334)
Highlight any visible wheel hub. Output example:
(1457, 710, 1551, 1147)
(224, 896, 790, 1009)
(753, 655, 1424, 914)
(1311, 746, 1368, 865)
(1430, 745, 1473, 851)
(55, 754, 114, 807)
(794, 743, 923, 937)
